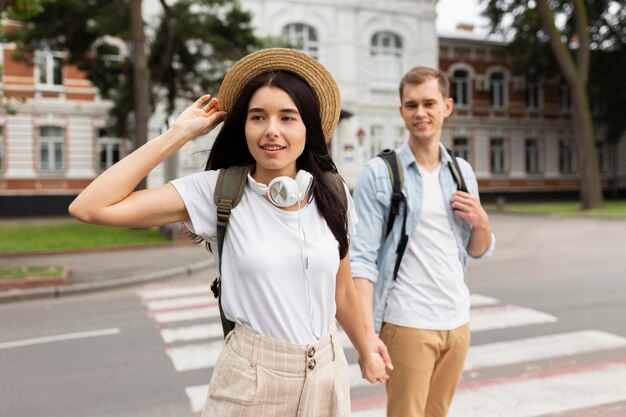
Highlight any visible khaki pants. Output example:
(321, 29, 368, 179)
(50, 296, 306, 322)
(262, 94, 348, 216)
(380, 322, 470, 417)
(202, 323, 350, 417)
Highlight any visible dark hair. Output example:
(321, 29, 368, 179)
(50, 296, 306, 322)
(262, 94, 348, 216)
(399, 66, 450, 101)
(207, 70, 349, 258)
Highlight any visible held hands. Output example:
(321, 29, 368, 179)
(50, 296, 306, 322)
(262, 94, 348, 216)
(450, 191, 489, 230)
(171, 94, 227, 141)
(358, 333, 393, 384)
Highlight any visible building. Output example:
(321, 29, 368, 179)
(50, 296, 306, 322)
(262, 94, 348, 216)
(1, 1, 624, 217)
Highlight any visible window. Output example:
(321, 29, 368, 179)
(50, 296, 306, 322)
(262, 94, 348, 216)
(489, 71, 506, 108)
(39, 126, 64, 172)
(560, 79, 570, 112)
(452, 70, 469, 107)
(370, 31, 403, 80)
(525, 138, 541, 174)
(490, 137, 506, 174)
(370, 125, 384, 158)
(282, 24, 319, 59)
(453, 137, 470, 161)
(559, 138, 574, 174)
(36, 50, 64, 87)
(97, 128, 122, 171)
(526, 81, 541, 111)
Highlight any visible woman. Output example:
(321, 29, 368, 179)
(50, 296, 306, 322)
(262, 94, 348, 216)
(69, 48, 387, 416)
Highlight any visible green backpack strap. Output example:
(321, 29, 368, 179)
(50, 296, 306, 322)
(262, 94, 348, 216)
(211, 165, 251, 338)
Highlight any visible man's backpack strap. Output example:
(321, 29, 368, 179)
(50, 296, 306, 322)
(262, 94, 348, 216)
(211, 165, 251, 338)
(377, 149, 408, 281)
(446, 148, 468, 193)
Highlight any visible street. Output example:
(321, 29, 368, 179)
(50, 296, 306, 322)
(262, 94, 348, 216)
(1, 213, 625, 416)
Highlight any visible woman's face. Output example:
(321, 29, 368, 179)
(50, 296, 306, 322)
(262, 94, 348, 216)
(245, 86, 306, 181)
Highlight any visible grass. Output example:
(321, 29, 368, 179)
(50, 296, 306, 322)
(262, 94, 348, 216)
(0, 265, 65, 280)
(485, 200, 626, 217)
(0, 222, 170, 253)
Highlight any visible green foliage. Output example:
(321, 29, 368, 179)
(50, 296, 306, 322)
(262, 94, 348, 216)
(0, 265, 64, 281)
(0, 223, 169, 253)
(486, 200, 626, 216)
(5, 0, 260, 135)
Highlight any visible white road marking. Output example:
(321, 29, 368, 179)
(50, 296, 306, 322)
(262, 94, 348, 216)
(185, 384, 210, 413)
(161, 323, 224, 343)
(138, 284, 213, 300)
(146, 295, 215, 312)
(152, 306, 220, 324)
(465, 330, 626, 371)
(166, 342, 224, 372)
(471, 305, 557, 332)
(0, 328, 121, 349)
(470, 294, 499, 307)
(353, 362, 626, 417)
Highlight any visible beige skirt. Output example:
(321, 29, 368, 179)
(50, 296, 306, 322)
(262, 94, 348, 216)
(201, 323, 350, 417)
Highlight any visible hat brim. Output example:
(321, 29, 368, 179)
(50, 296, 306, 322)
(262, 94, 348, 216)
(217, 48, 341, 142)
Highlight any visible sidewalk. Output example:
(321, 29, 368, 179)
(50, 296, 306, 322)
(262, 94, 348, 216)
(0, 243, 216, 303)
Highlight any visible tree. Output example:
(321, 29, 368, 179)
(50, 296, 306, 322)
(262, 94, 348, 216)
(4, 0, 259, 147)
(481, 0, 623, 209)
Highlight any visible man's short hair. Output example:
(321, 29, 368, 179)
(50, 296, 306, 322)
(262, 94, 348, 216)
(399, 67, 450, 101)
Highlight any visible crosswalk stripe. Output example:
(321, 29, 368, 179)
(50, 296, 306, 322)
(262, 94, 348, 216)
(448, 360, 626, 417)
(161, 323, 224, 343)
(146, 295, 216, 312)
(166, 342, 223, 372)
(465, 330, 626, 371)
(470, 294, 499, 307)
(185, 384, 209, 413)
(471, 305, 557, 331)
(138, 285, 213, 300)
(352, 360, 626, 417)
(152, 306, 220, 324)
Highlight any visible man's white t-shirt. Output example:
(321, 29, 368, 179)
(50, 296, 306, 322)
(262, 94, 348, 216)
(383, 163, 469, 330)
(171, 169, 356, 344)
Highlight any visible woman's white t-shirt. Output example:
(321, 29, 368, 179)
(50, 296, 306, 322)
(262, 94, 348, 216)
(170, 169, 356, 344)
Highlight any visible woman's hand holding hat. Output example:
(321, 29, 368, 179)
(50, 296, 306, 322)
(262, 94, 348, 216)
(172, 94, 226, 141)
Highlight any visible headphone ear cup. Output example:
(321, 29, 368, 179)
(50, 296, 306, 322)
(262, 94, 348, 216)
(267, 176, 300, 207)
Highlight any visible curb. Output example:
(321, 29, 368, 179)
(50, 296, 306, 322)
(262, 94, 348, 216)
(0, 258, 215, 304)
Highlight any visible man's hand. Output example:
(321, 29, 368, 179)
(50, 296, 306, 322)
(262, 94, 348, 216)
(450, 191, 489, 229)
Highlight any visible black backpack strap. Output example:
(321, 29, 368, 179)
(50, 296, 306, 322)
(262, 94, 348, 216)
(378, 149, 404, 238)
(377, 149, 408, 281)
(211, 165, 251, 338)
(446, 148, 468, 193)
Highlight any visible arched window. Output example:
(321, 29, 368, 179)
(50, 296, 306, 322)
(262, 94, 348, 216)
(282, 24, 319, 59)
(452, 69, 469, 107)
(370, 31, 403, 80)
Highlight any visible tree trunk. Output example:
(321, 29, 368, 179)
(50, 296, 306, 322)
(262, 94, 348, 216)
(536, 0, 603, 209)
(130, 0, 150, 190)
(569, 81, 604, 209)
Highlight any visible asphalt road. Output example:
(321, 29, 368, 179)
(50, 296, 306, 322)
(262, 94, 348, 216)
(1, 213, 625, 417)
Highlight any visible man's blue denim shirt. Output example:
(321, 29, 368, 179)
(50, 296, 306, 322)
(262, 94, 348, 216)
(350, 141, 496, 333)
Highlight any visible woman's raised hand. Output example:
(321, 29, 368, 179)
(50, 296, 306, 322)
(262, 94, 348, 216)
(172, 94, 227, 141)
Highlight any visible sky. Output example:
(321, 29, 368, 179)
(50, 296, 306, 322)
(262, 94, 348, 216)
(436, 0, 490, 34)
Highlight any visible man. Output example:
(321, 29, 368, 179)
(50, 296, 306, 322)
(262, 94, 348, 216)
(350, 66, 496, 417)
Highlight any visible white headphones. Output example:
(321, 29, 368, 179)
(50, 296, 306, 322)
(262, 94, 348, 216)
(247, 170, 313, 207)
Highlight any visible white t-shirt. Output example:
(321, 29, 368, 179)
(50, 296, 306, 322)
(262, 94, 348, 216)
(383, 164, 469, 330)
(171, 169, 357, 344)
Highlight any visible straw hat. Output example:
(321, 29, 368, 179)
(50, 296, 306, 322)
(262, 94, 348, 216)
(217, 48, 341, 142)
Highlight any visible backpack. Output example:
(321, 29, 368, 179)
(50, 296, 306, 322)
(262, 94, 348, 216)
(210, 165, 348, 338)
(377, 148, 468, 281)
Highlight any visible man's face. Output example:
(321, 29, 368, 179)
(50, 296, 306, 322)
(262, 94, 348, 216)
(399, 78, 453, 144)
